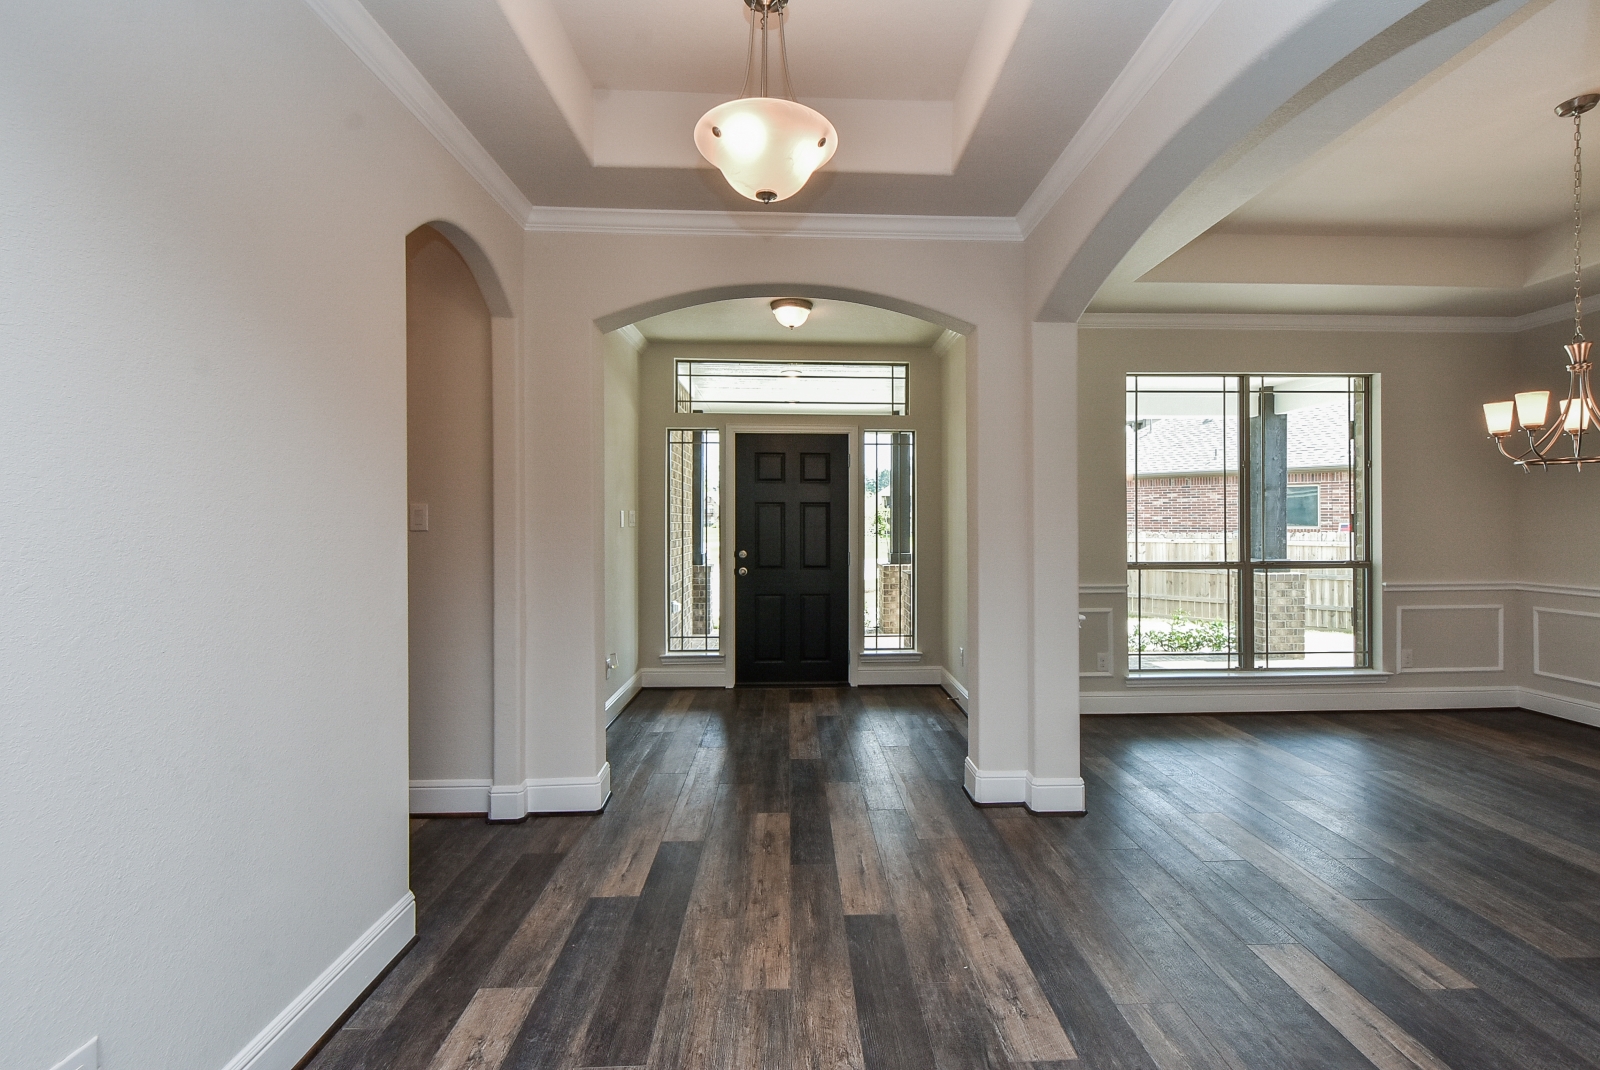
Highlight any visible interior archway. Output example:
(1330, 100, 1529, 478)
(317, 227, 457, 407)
(600, 290, 972, 724)
(405, 223, 497, 816)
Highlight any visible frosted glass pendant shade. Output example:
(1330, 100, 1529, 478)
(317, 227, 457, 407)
(1483, 401, 1515, 436)
(695, 98, 838, 203)
(1515, 390, 1551, 428)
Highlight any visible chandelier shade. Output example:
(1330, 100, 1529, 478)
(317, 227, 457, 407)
(695, 99, 837, 204)
(694, 0, 836, 204)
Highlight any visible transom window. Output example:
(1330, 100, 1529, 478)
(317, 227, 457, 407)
(676, 360, 907, 415)
(1126, 375, 1372, 672)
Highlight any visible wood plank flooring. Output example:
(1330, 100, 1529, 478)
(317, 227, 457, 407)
(308, 690, 1600, 1070)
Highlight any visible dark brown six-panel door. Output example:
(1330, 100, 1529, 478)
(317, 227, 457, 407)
(735, 433, 850, 684)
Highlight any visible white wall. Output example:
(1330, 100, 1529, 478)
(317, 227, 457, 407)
(407, 226, 494, 793)
(1075, 325, 1599, 724)
(0, 3, 521, 1068)
(633, 340, 948, 687)
(604, 329, 642, 719)
(943, 334, 971, 701)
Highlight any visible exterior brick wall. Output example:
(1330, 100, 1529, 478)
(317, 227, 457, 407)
(1126, 470, 1352, 537)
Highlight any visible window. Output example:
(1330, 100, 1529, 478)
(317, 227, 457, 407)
(667, 429, 720, 652)
(1126, 375, 1371, 671)
(676, 360, 907, 415)
(864, 431, 914, 650)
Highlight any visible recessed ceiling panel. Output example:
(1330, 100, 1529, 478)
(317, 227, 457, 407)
(548, 0, 991, 100)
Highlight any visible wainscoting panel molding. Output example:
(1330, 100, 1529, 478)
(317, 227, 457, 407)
(1079, 607, 1115, 678)
(1533, 606, 1600, 689)
(1394, 604, 1504, 674)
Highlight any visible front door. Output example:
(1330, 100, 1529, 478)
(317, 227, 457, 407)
(735, 433, 851, 684)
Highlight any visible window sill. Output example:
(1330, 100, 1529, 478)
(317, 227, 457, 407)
(660, 652, 724, 662)
(1125, 669, 1392, 686)
(860, 650, 923, 663)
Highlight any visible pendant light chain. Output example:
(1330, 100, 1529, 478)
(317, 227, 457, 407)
(1575, 106, 1586, 340)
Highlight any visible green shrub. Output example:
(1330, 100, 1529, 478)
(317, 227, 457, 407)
(1132, 611, 1234, 653)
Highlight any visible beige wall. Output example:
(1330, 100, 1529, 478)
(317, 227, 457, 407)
(604, 330, 642, 713)
(636, 341, 948, 683)
(407, 226, 495, 785)
(943, 334, 970, 698)
(0, 3, 524, 1068)
(1075, 325, 1598, 722)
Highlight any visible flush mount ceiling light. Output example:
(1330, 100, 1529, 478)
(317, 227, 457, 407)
(694, 0, 837, 204)
(771, 298, 813, 329)
(1484, 93, 1600, 469)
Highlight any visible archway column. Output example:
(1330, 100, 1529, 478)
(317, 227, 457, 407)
(489, 313, 531, 820)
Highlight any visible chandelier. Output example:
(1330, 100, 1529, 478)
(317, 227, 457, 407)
(694, 0, 837, 204)
(1484, 93, 1600, 469)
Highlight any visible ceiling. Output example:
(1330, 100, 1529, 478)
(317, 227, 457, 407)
(634, 298, 947, 347)
(358, 0, 1170, 215)
(350, 0, 1600, 320)
(1092, 0, 1600, 317)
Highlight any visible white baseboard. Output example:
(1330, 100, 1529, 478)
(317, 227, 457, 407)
(963, 757, 1027, 805)
(409, 779, 490, 814)
(221, 893, 415, 1070)
(1081, 685, 1525, 716)
(605, 671, 642, 726)
(857, 663, 944, 686)
(526, 762, 612, 813)
(640, 665, 728, 688)
(488, 783, 528, 822)
(1026, 775, 1086, 813)
(941, 669, 970, 712)
(1517, 685, 1600, 729)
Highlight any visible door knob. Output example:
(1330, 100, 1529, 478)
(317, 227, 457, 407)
(738, 567, 749, 576)
(738, 550, 748, 559)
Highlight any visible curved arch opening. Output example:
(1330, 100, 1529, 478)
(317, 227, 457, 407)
(422, 219, 513, 319)
(600, 289, 971, 717)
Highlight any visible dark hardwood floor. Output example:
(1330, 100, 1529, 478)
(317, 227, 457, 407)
(308, 688, 1600, 1070)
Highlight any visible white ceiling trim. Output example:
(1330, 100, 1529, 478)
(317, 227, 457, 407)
(523, 206, 1023, 242)
(302, 0, 533, 222)
(1079, 301, 1576, 334)
(1015, 0, 1223, 238)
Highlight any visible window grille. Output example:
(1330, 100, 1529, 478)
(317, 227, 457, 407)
(676, 360, 907, 415)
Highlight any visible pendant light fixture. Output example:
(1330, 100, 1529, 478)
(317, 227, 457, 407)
(1484, 93, 1600, 469)
(694, 0, 837, 204)
(770, 298, 813, 328)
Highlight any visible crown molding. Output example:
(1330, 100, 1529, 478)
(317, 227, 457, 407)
(522, 205, 1022, 242)
(301, 0, 532, 223)
(1077, 302, 1580, 334)
(1016, 0, 1223, 238)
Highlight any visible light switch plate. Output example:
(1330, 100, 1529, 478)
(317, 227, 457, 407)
(409, 503, 429, 532)
(50, 1037, 99, 1070)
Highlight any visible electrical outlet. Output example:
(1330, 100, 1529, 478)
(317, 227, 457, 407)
(408, 502, 429, 531)
(1096, 652, 1110, 673)
(50, 1038, 99, 1070)
(1401, 648, 1414, 669)
(629, 510, 637, 528)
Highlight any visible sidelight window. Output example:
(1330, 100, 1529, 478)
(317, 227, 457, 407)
(864, 431, 915, 651)
(1126, 375, 1371, 671)
(667, 429, 721, 652)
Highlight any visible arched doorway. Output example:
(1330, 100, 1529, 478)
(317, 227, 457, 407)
(406, 224, 496, 815)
